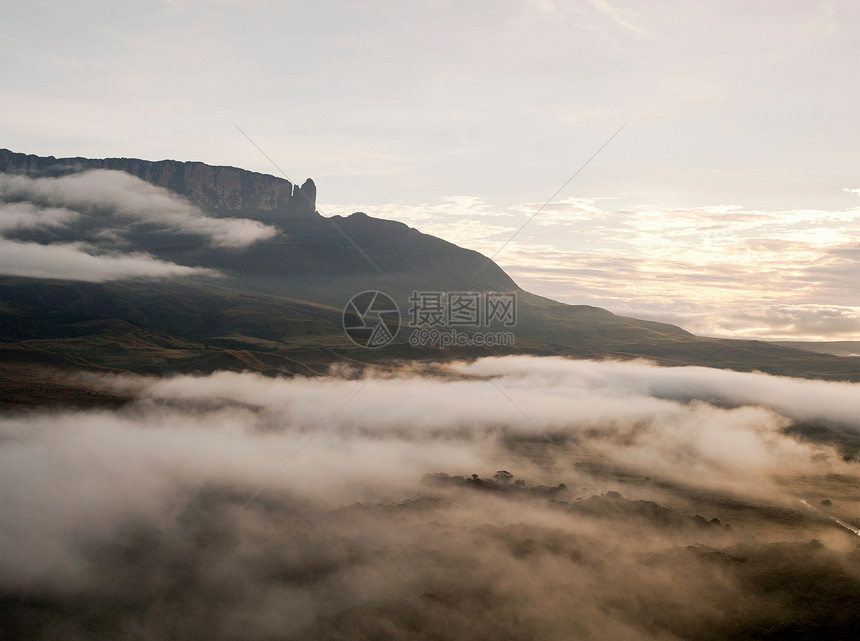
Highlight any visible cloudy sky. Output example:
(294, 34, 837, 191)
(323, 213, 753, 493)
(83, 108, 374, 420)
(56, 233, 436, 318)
(1, 0, 858, 340)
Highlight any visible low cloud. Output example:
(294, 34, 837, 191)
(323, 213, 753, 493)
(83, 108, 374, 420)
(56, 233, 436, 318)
(456, 356, 860, 428)
(0, 169, 278, 281)
(0, 238, 216, 281)
(0, 170, 277, 248)
(0, 201, 79, 231)
(2, 356, 858, 639)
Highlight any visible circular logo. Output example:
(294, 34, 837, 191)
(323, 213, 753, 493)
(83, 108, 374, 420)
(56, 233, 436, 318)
(342, 290, 401, 349)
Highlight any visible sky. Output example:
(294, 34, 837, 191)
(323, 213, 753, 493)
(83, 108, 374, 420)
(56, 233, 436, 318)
(1, 0, 858, 340)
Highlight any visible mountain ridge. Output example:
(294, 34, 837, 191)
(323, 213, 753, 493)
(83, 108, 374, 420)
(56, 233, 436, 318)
(1, 149, 858, 385)
(0, 148, 317, 217)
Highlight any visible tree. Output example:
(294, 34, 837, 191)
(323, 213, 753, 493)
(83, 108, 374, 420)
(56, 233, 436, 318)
(494, 470, 514, 484)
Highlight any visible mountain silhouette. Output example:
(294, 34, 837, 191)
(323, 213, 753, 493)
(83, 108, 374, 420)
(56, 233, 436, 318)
(1, 148, 858, 385)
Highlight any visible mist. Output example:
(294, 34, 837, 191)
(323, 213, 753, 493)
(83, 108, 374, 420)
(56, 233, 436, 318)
(2, 356, 858, 640)
(0, 238, 217, 281)
(0, 171, 277, 247)
(0, 169, 278, 281)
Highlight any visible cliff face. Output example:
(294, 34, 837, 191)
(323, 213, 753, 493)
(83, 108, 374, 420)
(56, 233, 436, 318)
(0, 148, 519, 293)
(0, 149, 317, 217)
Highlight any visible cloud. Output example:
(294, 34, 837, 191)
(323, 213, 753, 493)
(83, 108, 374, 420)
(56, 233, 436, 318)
(584, 0, 646, 35)
(327, 195, 860, 340)
(690, 304, 860, 341)
(0, 238, 216, 281)
(455, 356, 860, 427)
(2, 355, 859, 638)
(0, 201, 79, 231)
(0, 169, 279, 281)
(0, 170, 277, 247)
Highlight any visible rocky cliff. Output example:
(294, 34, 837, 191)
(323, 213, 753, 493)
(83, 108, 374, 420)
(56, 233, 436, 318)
(0, 148, 518, 294)
(0, 149, 317, 217)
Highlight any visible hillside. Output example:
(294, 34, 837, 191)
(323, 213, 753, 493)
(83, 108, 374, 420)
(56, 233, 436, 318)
(1, 149, 858, 393)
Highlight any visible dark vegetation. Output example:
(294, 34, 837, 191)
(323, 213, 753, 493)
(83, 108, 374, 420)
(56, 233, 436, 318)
(424, 472, 731, 530)
(784, 421, 860, 460)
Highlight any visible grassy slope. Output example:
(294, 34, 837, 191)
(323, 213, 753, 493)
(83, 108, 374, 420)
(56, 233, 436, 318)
(1, 278, 858, 398)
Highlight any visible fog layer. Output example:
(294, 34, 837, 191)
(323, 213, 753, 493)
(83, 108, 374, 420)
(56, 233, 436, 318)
(0, 170, 276, 281)
(2, 356, 858, 640)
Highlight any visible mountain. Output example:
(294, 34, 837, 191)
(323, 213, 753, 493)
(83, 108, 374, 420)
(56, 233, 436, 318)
(0, 148, 317, 217)
(0, 149, 517, 296)
(1, 149, 858, 394)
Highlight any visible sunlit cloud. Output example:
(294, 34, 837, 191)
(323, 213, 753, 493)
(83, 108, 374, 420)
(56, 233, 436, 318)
(323, 194, 860, 341)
